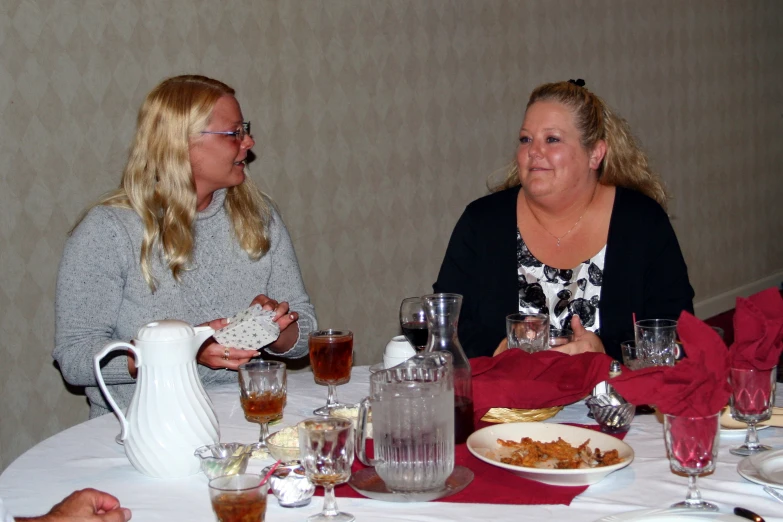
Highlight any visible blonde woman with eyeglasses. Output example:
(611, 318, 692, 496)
(54, 75, 317, 418)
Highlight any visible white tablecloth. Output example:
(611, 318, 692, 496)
(1, 368, 782, 521)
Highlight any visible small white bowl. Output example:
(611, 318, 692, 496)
(383, 354, 414, 369)
(385, 335, 416, 357)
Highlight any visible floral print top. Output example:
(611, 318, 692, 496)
(516, 229, 606, 332)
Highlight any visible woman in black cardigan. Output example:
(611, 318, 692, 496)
(434, 80, 694, 362)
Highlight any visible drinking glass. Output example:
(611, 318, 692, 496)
(549, 328, 573, 348)
(635, 319, 678, 367)
(238, 361, 287, 447)
(621, 340, 644, 370)
(729, 366, 777, 456)
(298, 417, 354, 522)
(209, 473, 269, 522)
(309, 330, 354, 415)
(399, 297, 429, 352)
(506, 313, 549, 352)
(663, 412, 720, 511)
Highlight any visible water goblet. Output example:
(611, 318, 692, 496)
(399, 297, 429, 352)
(209, 473, 269, 522)
(238, 361, 287, 447)
(298, 417, 355, 522)
(729, 366, 777, 456)
(310, 330, 354, 415)
(663, 412, 720, 511)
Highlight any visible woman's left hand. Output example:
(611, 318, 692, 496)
(250, 294, 300, 354)
(550, 315, 606, 355)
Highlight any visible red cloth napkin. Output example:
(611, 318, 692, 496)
(609, 312, 731, 416)
(729, 288, 783, 370)
(327, 425, 624, 505)
(470, 349, 614, 424)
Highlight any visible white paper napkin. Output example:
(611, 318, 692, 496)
(214, 304, 280, 350)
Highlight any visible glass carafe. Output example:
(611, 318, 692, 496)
(422, 293, 474, 444)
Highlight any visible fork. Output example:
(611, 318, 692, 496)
(763, 486, 783, 504)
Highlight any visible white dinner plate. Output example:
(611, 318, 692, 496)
(466, 422, 633, 486)
(596, 508, 748, 521)
(737, 448, 783, 489)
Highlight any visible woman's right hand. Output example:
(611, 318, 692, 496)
(196, 318, 256, 370)
(493, 337, 509, 356)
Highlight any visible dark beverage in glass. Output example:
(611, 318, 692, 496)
(400, 297, 428, 351)
(208, 474, 268, 522)
(310, 334, 353, 385)
(400, 321, 429, 350)
(454, 395, 474, 445)
(211, 491, 267, 522)
(309, 330, 354, 415)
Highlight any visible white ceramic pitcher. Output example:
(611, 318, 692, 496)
(94, 319, 220, 478)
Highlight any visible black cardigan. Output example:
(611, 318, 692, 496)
(433, 186, 695, 361)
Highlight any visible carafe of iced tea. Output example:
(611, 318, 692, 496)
(421, 293, 475, 444)
(356, 351, 455, 493)
(94, 319, 220, 478)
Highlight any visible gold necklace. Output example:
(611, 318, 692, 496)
(529, 185, 597, 247)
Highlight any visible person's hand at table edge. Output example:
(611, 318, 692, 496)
(493, 337, 509, 356)
(15, 488, 131, 522)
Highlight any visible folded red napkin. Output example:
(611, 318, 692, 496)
(609, 312, 731, 416)
(729, 288, 783, 370)
(470, 349, 614, 424)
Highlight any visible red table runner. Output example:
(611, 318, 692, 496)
(320, 424, 626, 506)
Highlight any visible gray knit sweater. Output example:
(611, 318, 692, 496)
(54, 189, 317, 418)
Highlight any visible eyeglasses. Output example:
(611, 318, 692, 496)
(200, 121, 251, 141)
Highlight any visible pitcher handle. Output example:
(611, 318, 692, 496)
(356, 396, 376, 467)
(94, 341, 139, 443)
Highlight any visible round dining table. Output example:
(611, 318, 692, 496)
(1, 367, 782, 521)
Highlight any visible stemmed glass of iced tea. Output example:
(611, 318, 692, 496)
(399, 297, 429, 352)
(298, 417, 355, 522)
(309, 330, 353, 416)
(238, 361, 287, 447)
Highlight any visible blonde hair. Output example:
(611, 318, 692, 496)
(74, 75, 271, 291)
(493, 81, 667, 209)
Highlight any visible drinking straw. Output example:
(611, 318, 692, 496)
(632, 312, 637, 325)
(260, 460, 282, 485)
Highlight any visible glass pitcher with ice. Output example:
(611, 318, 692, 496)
(356, 352, 454, 493)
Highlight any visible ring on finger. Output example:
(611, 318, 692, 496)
(223, 348, 230, 361)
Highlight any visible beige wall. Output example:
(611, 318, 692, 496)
(1, 0, 781, 471)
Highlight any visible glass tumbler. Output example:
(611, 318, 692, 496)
(506, 313, 549, 353)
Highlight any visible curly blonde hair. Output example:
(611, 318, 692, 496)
(73, 75, 271, 291)
(493, 81, 667, 209)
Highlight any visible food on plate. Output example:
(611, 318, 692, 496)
(493, 437, 623, 469)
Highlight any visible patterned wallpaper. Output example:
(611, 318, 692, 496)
(0, 0, 781, 471)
